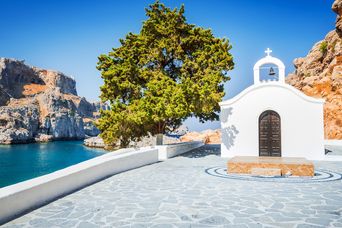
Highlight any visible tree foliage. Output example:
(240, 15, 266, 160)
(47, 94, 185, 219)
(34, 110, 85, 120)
(97, 1, 234, 147)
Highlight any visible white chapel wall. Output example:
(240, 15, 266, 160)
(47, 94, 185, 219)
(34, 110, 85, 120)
(220, 83, 325, 160)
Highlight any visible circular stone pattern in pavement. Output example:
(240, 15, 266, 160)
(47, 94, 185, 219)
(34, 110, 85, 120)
(205, 167, 342, 183)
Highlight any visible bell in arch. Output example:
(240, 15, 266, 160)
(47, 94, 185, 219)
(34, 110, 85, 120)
(269, 67, 276, 76)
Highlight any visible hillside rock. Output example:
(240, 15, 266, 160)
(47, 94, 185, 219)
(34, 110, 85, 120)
(286, 0, 342, 139)
(180, 129, 221, 144)
(34, 68, 77, 95)
(169, 125, 189, 136)
(0, 90, 10, 106)
(45, 112, 84, 139)
(0, 59, 44, 103)
(83, 118, 100, 137)
(35, 134, 53, 143)
(0, 58, 100, 144)
(333, 0, 342, 35)
(84, 136, 105, 148)
(0, 105, 39, 144)
(93, 101, 110, 111)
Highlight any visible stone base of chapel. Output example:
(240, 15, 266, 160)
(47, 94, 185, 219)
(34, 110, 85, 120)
(227, 156, 314, 177)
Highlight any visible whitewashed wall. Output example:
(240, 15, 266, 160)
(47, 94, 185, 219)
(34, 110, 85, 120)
(219, 82, 325, 160)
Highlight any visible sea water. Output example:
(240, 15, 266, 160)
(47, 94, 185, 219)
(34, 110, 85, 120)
(0, 141, 105, 188)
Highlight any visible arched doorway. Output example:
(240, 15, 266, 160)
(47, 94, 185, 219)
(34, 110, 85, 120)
(259, 110, 281, 157)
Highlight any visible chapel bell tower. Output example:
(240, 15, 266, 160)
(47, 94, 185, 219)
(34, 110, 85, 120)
(253, 48, 285, 84)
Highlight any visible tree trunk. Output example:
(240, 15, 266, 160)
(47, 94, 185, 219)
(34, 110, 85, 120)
(156, 133, 163, 145)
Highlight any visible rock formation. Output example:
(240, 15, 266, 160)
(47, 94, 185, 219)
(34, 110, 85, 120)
(83, 118, 101, 137)
(286, 0, 342, 139)
(84, 136, 105, 148)
(0, 58, 101, 144)
(180, 129, 221, 144)
(84, 134, 181, 149)
(168, 125, 189, 136)
(333, 0, 342, 36)
(0, 105, 39, 144)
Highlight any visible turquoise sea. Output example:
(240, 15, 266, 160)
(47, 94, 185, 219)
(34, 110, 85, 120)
(0, 141, 105, 188)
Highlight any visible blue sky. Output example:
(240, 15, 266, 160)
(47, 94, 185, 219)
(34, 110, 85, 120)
(0, 0, 336, 131)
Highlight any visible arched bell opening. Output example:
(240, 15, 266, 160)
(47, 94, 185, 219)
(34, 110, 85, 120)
(253, 49, 285, 84)
(259, 63, 279, 82)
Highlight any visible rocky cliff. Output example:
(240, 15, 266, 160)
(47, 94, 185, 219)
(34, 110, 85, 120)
(0, 58, 101, 144)
(286, 0, 342, 139)
(180, 129, 221, 144)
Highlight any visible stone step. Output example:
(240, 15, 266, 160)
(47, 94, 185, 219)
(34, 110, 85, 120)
(251, 167, 281, 176)
(227, 156, 314, 176)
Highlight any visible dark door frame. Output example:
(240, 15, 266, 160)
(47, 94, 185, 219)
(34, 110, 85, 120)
(258, 110, 281, 157)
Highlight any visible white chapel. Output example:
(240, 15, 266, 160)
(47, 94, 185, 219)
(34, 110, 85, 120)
(219, 49, 325, 160)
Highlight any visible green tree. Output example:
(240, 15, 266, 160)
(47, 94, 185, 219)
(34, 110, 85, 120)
(97, 1, 234, 148)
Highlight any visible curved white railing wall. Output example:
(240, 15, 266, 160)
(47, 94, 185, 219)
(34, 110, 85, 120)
(0, 141, 204, 224)
(157, 141, 204, 161)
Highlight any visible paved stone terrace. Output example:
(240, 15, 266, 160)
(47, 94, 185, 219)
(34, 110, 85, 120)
(5, 145, 342, 228)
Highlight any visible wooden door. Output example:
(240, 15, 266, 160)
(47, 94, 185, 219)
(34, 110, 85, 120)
(259, 110, 281, 157)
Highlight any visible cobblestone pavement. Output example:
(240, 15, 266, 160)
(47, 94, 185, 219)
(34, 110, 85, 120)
(5, 145, 342, 228)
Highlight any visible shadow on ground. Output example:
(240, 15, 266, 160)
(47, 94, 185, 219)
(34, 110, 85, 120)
(180, 144, 221, 158)
(325, 145, 342, 155)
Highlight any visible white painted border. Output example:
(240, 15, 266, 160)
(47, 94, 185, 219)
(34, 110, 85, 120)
(325, 140, 342, 146)
(157, 141, 204, 161)
(0, 142, 203, 224)
(219, 83, 325, 107)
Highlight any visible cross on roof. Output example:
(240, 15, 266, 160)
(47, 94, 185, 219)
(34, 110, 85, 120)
(265, 48, 272, 56)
